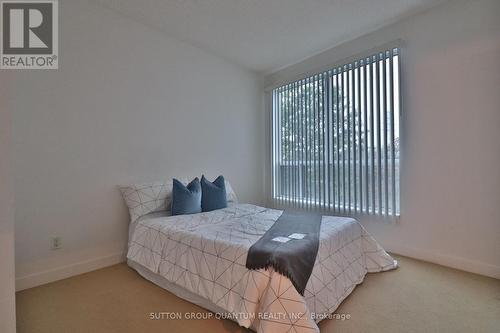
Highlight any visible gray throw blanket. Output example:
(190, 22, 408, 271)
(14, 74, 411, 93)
(246, 210, 322, 295)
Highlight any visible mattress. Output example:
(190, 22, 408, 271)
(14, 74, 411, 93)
(127, 203, 397, 332)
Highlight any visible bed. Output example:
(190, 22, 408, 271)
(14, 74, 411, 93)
(126, 203, 397, 332)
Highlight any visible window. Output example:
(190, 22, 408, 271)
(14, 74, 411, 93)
(271, 47, 401, 217)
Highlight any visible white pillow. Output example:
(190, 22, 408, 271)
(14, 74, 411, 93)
(225, 180, 238, 203)
(119, 179, 185, 223)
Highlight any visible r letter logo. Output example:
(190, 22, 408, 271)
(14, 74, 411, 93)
(1, 0, 58, 69)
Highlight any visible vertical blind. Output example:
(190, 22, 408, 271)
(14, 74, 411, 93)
(272, 47, 401, 217)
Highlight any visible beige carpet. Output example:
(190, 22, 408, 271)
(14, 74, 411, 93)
(16, 255, 500, 333)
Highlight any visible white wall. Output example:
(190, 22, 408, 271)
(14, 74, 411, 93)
(0, 72, 16, 331)
(12, 0, 263, 290)
(264, 0, 500, 278)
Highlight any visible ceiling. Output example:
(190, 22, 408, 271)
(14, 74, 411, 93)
(95, 0, 443, 73)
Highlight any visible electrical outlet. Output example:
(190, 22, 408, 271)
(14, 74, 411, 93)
(51, 237, 62, 250)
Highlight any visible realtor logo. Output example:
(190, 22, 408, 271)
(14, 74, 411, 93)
(1, 0, 58, 69)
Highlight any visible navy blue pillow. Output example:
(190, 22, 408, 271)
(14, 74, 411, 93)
(201, 175, 227, 212)
(171, 178, 202, 215)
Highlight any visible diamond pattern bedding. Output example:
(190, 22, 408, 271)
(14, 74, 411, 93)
(127, 204, 397, 332)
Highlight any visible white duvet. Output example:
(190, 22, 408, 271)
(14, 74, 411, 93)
(127, 204, 397, 332)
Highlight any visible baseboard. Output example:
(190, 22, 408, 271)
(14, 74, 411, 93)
(15, 251, 126, 291)
(388, 245, 500, 279)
